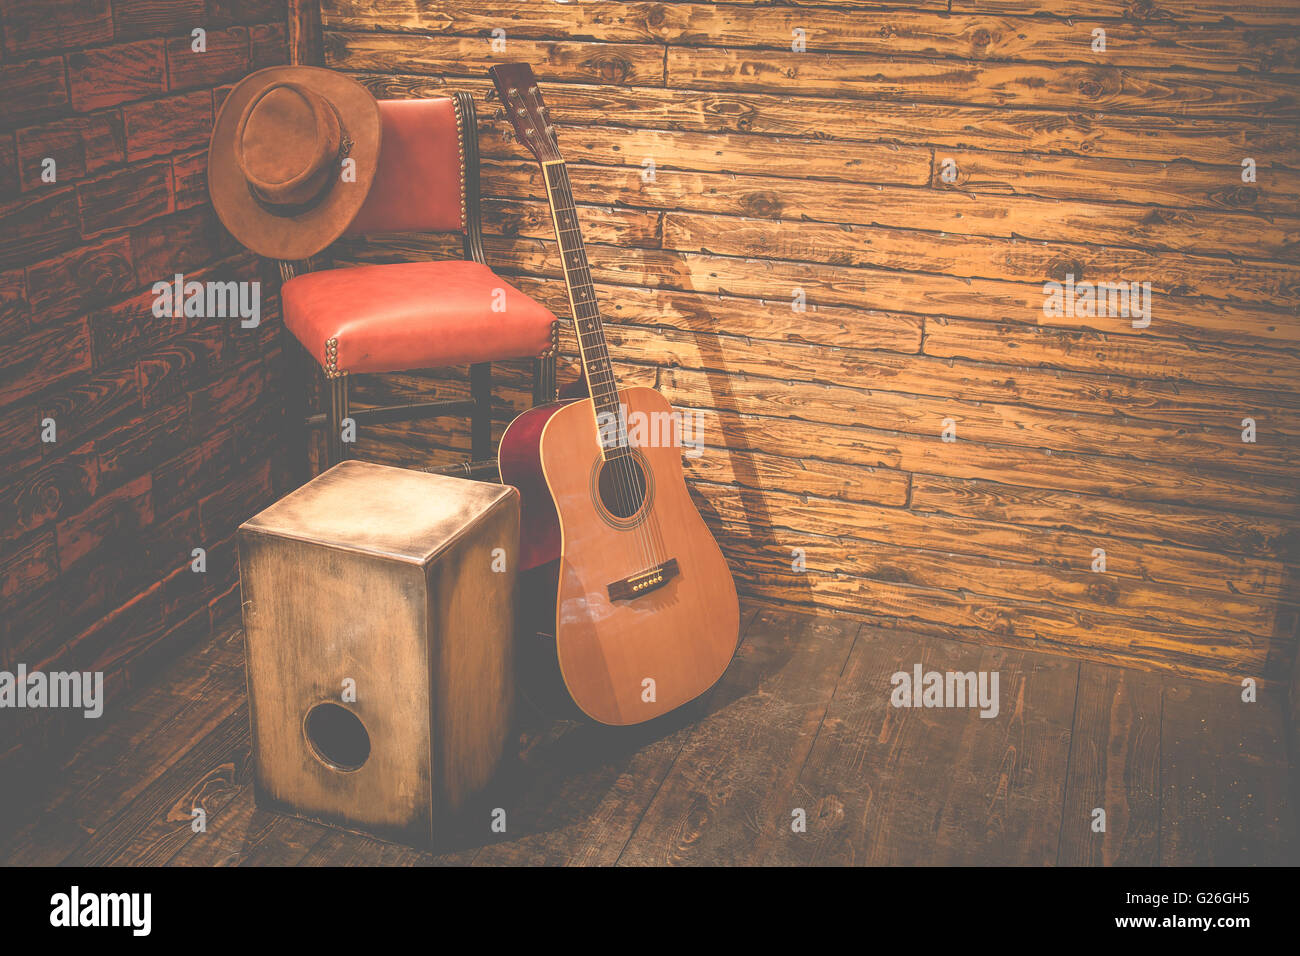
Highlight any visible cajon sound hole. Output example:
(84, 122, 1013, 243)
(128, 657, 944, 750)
(304, 703, 371, 772)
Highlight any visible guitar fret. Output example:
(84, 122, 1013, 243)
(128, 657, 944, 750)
(544, 160, 626, 442)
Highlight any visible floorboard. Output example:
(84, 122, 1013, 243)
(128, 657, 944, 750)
(472, 607, 765, 865)
(1057, 664, 1162, 866)
(616, 608, 858, 866)
(0, 630, 247, 865)
(1161, 679, 1295, 866)
(1, 606, 1294, 867)
(763, 628, 1078, 865)
(66, 706, 251, 867)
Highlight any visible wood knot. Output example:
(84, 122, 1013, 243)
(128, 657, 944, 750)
(817, 794, 846, 823)
(1126, 0, 1169, 21)
(707, 99, 757, 133)
(80, 250, 131, 297)
(587, 54, 632, 84)
(1076, 66, 1119, 103)
(1225, 185, 1260, 207)
(37, 483, 62, 514)
(1140, 206, 1185, 226)
(742, 191, 783, 217)
(1047, 258, 1084, 282)
(874, 566, 914, 585)
(497, 212, 526, 236)
(1085, 578, 1119, 606)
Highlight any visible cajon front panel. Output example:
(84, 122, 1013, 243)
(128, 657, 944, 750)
(238, 460, 517, 848)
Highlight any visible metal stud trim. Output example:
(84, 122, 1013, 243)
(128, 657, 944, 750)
(324, 336, 340, 378)
(453, 97, 467, 233)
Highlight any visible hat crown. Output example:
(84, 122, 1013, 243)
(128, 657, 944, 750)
(208, 65, 380, 261)
(236, 82, 342, 207)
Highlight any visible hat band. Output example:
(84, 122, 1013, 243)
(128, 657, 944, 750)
(247, 129, 355, 219)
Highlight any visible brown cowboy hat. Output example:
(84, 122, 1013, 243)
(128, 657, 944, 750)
(208, 66, 381, 261)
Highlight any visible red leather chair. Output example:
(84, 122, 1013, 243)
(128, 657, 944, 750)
(278, 92, 559, 472)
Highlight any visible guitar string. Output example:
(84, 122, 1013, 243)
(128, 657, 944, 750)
(521, 78, 663, 572)
(560, 168, 672, 575)
(549, 162, 641, 560)
(548, 164, 644, 565)
(549, 161, 659, 571)
(561, 164, 664, 572)
(532, 87, 677, 590)
(554, 150, 675, 572)
(568, 169, 660, 572)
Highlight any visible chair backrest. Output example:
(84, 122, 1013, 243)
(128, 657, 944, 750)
(343, 97, 466, 237)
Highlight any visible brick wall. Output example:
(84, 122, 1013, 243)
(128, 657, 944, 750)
(0, 0, 292, 771)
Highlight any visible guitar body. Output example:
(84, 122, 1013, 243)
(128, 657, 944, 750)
(499, 386, 740, 725)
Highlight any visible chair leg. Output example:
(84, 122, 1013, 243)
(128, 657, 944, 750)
(326, 373, 351, 467)
(281, 325, 310, 489)
(470, 362, 491, 461)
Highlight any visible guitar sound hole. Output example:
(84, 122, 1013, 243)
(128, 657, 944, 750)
(597, 455, 648, 519)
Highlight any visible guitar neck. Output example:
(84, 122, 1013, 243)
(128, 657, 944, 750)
(540, 160, 627, 457)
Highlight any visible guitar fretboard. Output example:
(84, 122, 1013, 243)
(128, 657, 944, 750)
(542, 160, 628, 459)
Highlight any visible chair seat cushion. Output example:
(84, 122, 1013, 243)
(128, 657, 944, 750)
(281, 260, 558, 374)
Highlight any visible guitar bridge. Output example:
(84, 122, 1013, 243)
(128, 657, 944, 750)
(607, 558, 679, 601)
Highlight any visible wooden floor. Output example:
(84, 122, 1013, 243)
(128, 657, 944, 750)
(1, 606, 1295, 866)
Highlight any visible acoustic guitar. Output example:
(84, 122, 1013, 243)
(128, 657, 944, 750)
(492, 63, 740, 726)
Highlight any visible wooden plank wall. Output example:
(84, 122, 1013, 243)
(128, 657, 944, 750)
(321, 0, 1300, 685)
(0, 0, 293, 771)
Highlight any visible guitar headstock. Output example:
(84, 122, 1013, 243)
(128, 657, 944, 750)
(488, 62, 560, 164)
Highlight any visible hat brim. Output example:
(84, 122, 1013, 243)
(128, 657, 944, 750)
(208, 66, 381, 261)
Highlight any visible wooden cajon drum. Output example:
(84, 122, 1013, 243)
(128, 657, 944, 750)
(237, 460, 518, 848)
